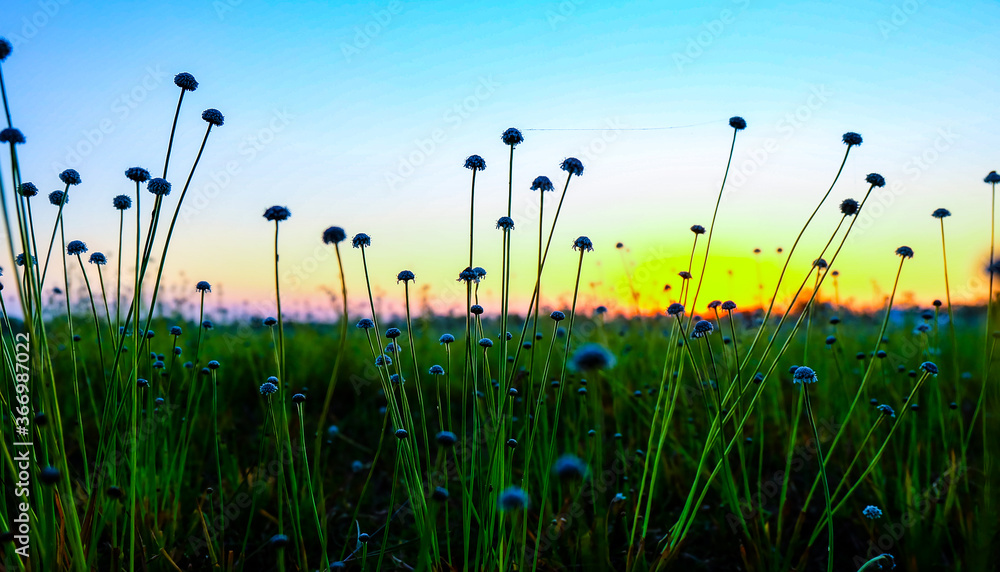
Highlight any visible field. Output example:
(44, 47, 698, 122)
(1, 45, 999, 572)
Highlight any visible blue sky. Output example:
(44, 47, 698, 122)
(3, 0, 998, 318)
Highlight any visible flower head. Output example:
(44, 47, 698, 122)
(263, 316, 277, 326)
(113, 194, 132, 210)
(439, 333, 455, 344)
(174, 72, 198, 91)
(496, 216, 515, 231)
(125, 167, 151, 183)
(394, 428, 409, 439)
(356, 318, 375, 329)
(560, 157, 584, 176)
(498, 486, 530, 511)
(667, 303, 685, 316)
(457, 266, 478, 283)
(263, 205, 290, 222)
(470, 304, 484, 315)
(0, 128, 25, 144)
(571, 343, 616, 371)
(202, 108, 224, 126)
(877, 404, 895, 418)
(48, 191, 67, 206)
(59, 169, 82, 186)
(842, 132, 863, 146)
(259, 381, 278, 395)
(813, 258, 828, 269)
(0, 38, 11, 61)
(678, 271, 692, 280)
(550, 310, 566, 322)
(88, 252, 107, 265)
(436, 430, 457, 446)
(202, 319, 214, 329)
(793, 366, 818, 384)
(932, 208, 951, 219)
(478, 337, 493, 348)
(464, 154, 486, 171)
(147, 178, 171, 196)
(531, 176, 554, 191)
(729, 116, 747, 130)
(323, 226, 346, 244)
(66, 240, 88, 256)
(501, 127, 524, 146)
(691, 320, 714, 339)
(352, 233, 371, 248)
(895, 246, 914, 259)
(840, 198, 860, 216)
(862, 505, 883, 520)
(708, 300, 721, 309)
(170, 326, 183, 336)
(473, 267, 487, 281)
(553, 454, 588, 480)
(691, 224, 706, 235)
(721, 300, 737, 311)
(16, 253, 36, 266)
(985, 171, 1000, 184)
(573, 236, 593, 252)
(396, 270, 415, 283)
(866, 173, 886, 188)
(385, 327, 401, 339)
(196, 281, 211, 292)
(920, 361, 938, 375)
(375, 354, 392, 367)
(18, 182, 38, 197)
(429, 364, 445, 375)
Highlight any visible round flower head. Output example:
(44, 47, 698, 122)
(862, 505, 883, 520)
(573, 236, 594, 252)
(478, 337, 493, 348)
(531, 176, 554, 191)
(813, 258, 828, 269)
(170, 325, 183, 336)
(708, 300, 721, 309)
(49, 191, 67, 206)
(464, 154, 486, 171)
(985, 171, 1000, 184)
(385, 327, 401, 339)
(729, 116, 747, 130)
(59, 169, 82, 185)
(202, 108, 224, 126)
(439, 333, 455, 344)
(432, 486, 450, 501)
(125, 167, 151, 183)
(375, 354, 392, 367)
(457, 266, 478, 283)
(560, 157, 584, 176)
(292, 393, 305, 404)
(396, 270, 415, 283)
(262, 316, 277, 326)
(39, 466, 61, 485)
(436, 430, 457, 446)
(690, 224, 706, 235)
(259, 381, 278, 395)
(793, 366, 818, 384)
(550, 310, 566, 322)
(173, 72, 198, 91)
(66, 240, 88, 256)
(842, 131, 863, 146)
(394, 428, 409, 439)
(113, 194, 132, 210)
(18, 182, 38, 197)
(501, 127, 524, 147)
(88, 252, 107, 265)
(920, 361, 938, 375)
(0, 38, 11, 61)
(202, 319, 213, 330)
(877, 404, 895, 418)
(895, 246, 914, 259)
(678, 271, 693, 280)
(825, 335, 836, 345)
(269, 534, 289, 548)
(553, 454, 588, 480)
(16, 253, 36, 266)
(498, 486, 530, 511)
(356, 318, 374, 329)
(470, 304, 484, 315)
(196, 280, 212, 293)
(323, 226, 346, 244)
(352, 233, 371, 248)
(428, 364, 445, 375)
(147, 178, 171, 196)
(667, 303, 685, 316)
(0, 128, 25, 144)
(840, 198, 860, 216)
(721, 300, 737, 311)
(571, 343, 616, 371)
(496, 216, 515, 231)
(691, 320, 714, 339)
(263, 205, 290, 222)
(866, 173, 886, 188)
(931, 208, 951, 219)
(473, 267, 487, 281)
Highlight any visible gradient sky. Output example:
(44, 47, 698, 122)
(2, 0, 999, 320)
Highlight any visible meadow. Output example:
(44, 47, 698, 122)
(1, 43, 998, 572)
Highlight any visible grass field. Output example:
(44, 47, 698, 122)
(1, 50, 999, 572)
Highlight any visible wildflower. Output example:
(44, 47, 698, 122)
(866, 173, 886, 188)
(708, 300, 721, 309)
(375, 354, 392, 367)
(352, 233, 371, 248)
(691, 320, 714, 339)
(573, 236, 594, 252)
(263, 317, 277, 326)
(842, 132, 863, 146)
(464, 154, 486, 171)
(351, 460, 364, 472)
(202, 319, 213, 329)
(432, 486, 450, 501)
(667, 303, 684, 316)
(595, 305, 607, 315)
(0, 38, 11, 61)
(113, 194, 132, 210)
(457, 267, 478, 283)
(753, 372, 764, 384)
(259, 381, 278, 395)
(174, 72, 198, 91)
(825, 335, 836, 345)
(394, 428, 409, 439)
(862, 505, 883, 520)
(125, 167, 150, 183)
(501, 127, 524, 146)
(263, 205, 290, 221)
(470, 304, 484, 315)
(813, 258, 828, 269)
(568, 343, 616, 374)
(323, 226, 347, 244)
(39, 466, 61, 485)
(396, 270, 415, 283)
(721, 301, 737, 311)
(985, 171, 1000, 184)
(384, 343, 400, 355)
(840, 198, 860, 216)
(356, 318, 374, 329)
(914, 323, 931, 334)
(920, 309, 934, 320)
(18, 182, 38, 197)
(498, 487, 530, 511)
(49, 191, 67, 205)
(561, 157, 584, 176)
(0, 128, 25, 144)
(147, 178, 171, 196)
(729, 116, 747, 130)
(384, 328, 401, 340)
(478, 338, 493, 348)
(895, 246, 914, 259)
(678, 271, 693, 280)
(88, 252, 107, 265)
(429, 364, 445, 375)
(550, 310, 566, 321)
(269, 534, 289, 548)
(137, 378, 149, 387)
(436, 430, 457, 446)
(59, 169, 82, 185)
(66, 240, 87, 255)
(553, 454, 588, 480)
(691, 224, 706, 234)
(932, 208, 951, 219)
(292, 393, 305, 404)
(473, 267, 487, 281)
(496, 216, 515, 231)
(207, 360, 220, 370)
(793, 366, 818, 384)
(202, 108, 225, 126)
(877, 404, 895, 418)
(920, 361, 938, 375)
(170, 326, 183, 336)
(531, 176, 554, 191)
(439, 333, 455, 344)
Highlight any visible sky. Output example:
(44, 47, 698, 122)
(1, 0, 999, 320)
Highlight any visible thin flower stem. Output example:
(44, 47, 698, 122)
(802, 387, 834, 572)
